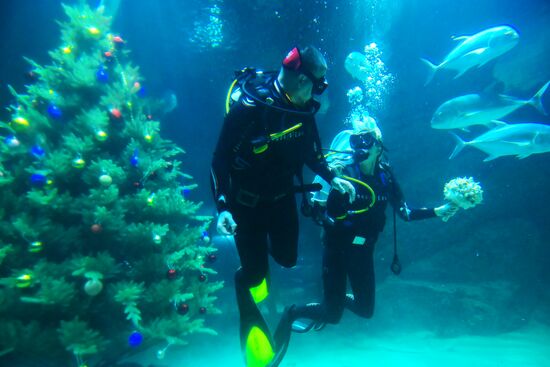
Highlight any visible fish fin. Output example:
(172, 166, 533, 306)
(453, 67, 471, 79)
(451, 35, 469, 42)
(449, 133, 467, 159)
(489, 120, 508, 127)
(516, 153, 532, 159)
(483, 155, 500, 162)
(420, 58, 438, 85)
(502, 140, 530, 147)
(528, 80, 549, 115)
(460, 127, 471, 132)
(466, 47, 488, 56)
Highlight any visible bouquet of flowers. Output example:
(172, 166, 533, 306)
(444, 177, 483, 209)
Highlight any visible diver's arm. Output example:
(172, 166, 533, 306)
(304, 121, 335, 183)
(385, 165, 436, 222)
(211, 104, 249, 213)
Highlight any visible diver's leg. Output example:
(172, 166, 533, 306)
(321, 227, 349, 324)
(233, 205, 275, 367)
(345, 238, 376, 319)
(268, 194, 299, 268)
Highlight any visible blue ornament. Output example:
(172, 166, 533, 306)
(30, 173, 47, 187)
(182, 188, 191, 197)
(4, 135, 20, 147)
(137, 86, 147, 98)
(31, 145, 45, 159)
(47, 104, 62, 119)
(96, 67, 109, 83)
(130, 149, 139, 167)
(202, 231, 208, 238)
(128, 331, 143, 347)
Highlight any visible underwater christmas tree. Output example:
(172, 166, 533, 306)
(0, 3, 222, 366)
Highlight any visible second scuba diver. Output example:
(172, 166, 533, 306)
(210, 46, 355, 367)
(272, 116, 459, 360)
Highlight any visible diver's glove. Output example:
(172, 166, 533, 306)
(216, 210, 237, 235)
(434, 203, 459, 222)
(331, 177, 356, 203)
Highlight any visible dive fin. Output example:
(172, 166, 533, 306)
(529, 80, 549, 115)
(449, 133, 468, 159)
(420, 58, 438, 85)
(268, 306, 296, 367)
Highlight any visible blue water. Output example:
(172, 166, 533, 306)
(0, 0, 549, 366)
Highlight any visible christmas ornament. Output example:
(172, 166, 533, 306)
(144, 134, 153, 143)
(153, 233, 162, 244)
(47, 104, 62, 119)
(202, 231, 210, 243)
(182, 188, 191, 197)
(4, 135, 20, 148)
(130, 149, 139, 167)
(156, 349, 166, 360)
(128, 331, 143, 347)
(167, 269, 177, 279)
(132, 81, 141, 93)
(28, 241, 43, 253)
(91, 224, 102, 233)
(62, 46, 72, 54)
(110, 108, 122, 119)
(16, 274, 32, 288)
(104, 51, 113, 58)
(96, 130, 108, 141)
(137, 86, 147, 98)
(177, 303, 189, 315)
(198, 274, 206, 282)
(84, 279, 103, 296)
(133, 181, 142, 188)
(87, 26, 100, 36)
(31, 145, 45, 159)
(96, 67, 109, 83)
(199, 307, 207, 314)
(146, 114, 153, 120)
(207, 254, 217, 263)
(12, 116, 29, 131)
(99, 174, 112, 186)
(30, 173, 47, 187)
(147, 193, 155, 206)
(26, 69, 38, 82)
(72, 157, 86, 169)
(112, 35, 125, 45)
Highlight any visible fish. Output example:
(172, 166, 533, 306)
(422, 25, 520, 84)
(449, 122, 550, 161)
(431, 81, 549, 130)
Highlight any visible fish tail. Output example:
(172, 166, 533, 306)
(449, 133, 467, 159)
(529, 80, 549, 115)
(420, 58, 438, 85)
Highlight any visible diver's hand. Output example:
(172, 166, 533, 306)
(216, 211, 237, 235)
(434, 203, 459, 222)
(331, 177, 356, 203)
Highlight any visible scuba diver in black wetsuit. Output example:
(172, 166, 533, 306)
(210, 46, 356, 367)
(272, 117, 459, 360)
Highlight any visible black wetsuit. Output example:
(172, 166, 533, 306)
(211, 75, 334, 289)
(292, 161, 436, 324)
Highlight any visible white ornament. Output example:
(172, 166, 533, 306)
(84, 279, 103, 296)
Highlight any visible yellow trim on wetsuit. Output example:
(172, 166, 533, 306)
(335, 175, 376, 220)
(253, 123, 303, 155)
(225, 78, 239, 115)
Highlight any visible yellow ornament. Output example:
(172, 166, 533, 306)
(12, 117, 29, 131)
(87, 26, 100, 36)
(28, 241, 43, 253)
(62, 46, 72, 54)
(99, 174, 112, 187)
(72, 157, 86, 169)
(96, 130, 108, 141)
(16, 274, 32, 288)
(147, 193, 155, 206)
(144, 134, 153, 143)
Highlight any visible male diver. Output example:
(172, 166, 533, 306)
(210, 46, 355, 367)
(272, 117, 459, 361)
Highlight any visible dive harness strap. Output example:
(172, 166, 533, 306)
(391, 207, 402, 275)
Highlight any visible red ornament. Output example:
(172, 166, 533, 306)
(104, 51, 113, 58)
(133, 181, 142, 188)
(110, 108, 122, 119)
(167, 269, 177, 279)
(177, 303, 189, 315)
(146, 114, 153, 120)
(198, 274, 206, 282)
(112, 35, 125, 44)
(207, 254, 217, 263)
(91, 224, 102, 233)
(199, 307, 207, 314)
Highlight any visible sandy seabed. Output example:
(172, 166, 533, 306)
(131, 323, 550, 367)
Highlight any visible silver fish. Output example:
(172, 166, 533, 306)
(432, 81, 549, 130)
(422, 25, 519, 84)
(449, 123, 550, 161)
